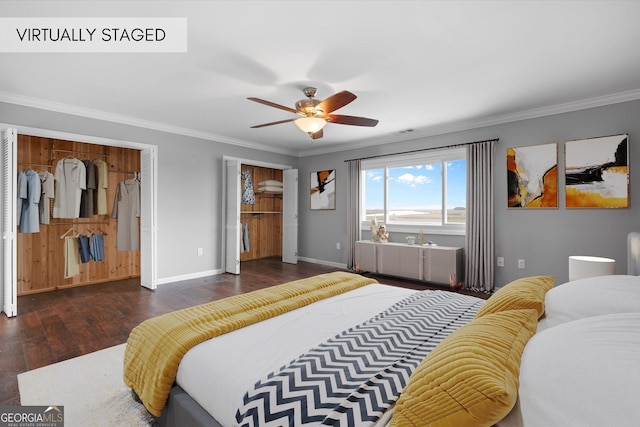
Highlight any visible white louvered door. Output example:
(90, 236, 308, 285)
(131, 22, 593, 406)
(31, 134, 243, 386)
(1, 128, 17, 317)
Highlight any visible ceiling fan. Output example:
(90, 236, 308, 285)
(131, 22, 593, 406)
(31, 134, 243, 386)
(248, 87, 379, 140)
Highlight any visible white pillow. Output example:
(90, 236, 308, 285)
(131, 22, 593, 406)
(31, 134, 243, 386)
(258, 180, 282, 187)
(537, 275, 640, 331)
(513, 313, 640, 427)
(258, 186, 283, 193)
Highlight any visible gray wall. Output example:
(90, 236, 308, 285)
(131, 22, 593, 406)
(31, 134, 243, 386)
(0, 102, 298, 282)
(298, 99, 640, 286)
(3, 98, 639, 287)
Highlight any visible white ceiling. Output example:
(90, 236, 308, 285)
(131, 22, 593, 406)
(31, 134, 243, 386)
(2, 1, 640, 157)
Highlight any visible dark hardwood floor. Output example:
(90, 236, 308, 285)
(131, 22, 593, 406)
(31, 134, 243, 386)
(0, 258, 486, 406)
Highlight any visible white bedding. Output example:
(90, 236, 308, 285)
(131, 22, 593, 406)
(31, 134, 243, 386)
(176, 283, 417, 427)
(498, 275, 640, 427)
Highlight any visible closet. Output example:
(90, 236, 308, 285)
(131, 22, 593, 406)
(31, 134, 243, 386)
(225, 158, 298, 274)
(16, 134, 141, 295)
(240, 165, 283, 261)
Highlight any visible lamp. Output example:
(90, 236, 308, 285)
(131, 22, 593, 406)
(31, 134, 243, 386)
(294, 117, 327, 135)
(568, 255, 616, 281)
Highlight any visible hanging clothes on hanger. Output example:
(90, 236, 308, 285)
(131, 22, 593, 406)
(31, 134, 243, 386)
(112, 177, 141, 251)
(93, 158, 109, 215)
(53, 157, 86, 218)
(79, 159, 97, 218)
(17, 170, 27, 227)
(241, 170, 255, 205)
(90, 232, 105, 261)
(38, 170, 55, 225)
(19, 169, 41, 233)
(63, 235, 80, 278)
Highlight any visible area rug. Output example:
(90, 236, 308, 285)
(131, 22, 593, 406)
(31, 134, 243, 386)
(18, 344, 155, 427)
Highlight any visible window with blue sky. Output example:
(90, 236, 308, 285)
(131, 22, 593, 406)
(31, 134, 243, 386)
(362, 147, 466, 232)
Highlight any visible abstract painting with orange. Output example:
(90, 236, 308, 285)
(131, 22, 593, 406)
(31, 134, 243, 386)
(565, 134, 628, 208)
(507, 143, 558, 208)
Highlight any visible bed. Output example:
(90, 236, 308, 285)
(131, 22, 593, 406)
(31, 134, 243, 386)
(123, 271, 640, 427)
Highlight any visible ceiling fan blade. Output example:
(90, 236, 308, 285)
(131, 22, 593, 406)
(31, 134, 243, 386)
(328, 114, 379, 127)
(310, 129, 323, 140)
(317, 91, 357, 114)
(247, 97, 299, 114)
(250, 118, 295, 128)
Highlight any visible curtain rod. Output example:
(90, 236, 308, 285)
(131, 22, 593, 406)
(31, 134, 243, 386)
(343, 138, 499, 163)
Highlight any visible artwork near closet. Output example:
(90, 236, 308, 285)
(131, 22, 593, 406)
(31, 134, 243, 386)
(16, 134, 141, 295)
(565, 134, 629, 208)
(310, 170, 336, 210)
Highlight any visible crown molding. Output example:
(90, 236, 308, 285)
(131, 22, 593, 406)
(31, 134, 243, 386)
(297, 88, 640, 157)
(2, 88, 640, 159)
(0, 91, 298, 157)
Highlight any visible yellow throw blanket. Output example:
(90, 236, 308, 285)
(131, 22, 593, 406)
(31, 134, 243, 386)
(123, 271, 378, 417)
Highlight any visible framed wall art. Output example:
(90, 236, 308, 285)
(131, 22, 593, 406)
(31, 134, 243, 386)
(565, 134, 629, 208)
(310, 170, 336, 210)
(507, 142, 558, 208)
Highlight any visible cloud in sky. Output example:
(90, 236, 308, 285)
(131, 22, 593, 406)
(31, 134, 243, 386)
(395, 173, 431, 187)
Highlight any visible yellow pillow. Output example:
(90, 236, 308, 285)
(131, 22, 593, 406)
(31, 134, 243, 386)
(475, 275, 554, 319)
(390, 309, 539, 427)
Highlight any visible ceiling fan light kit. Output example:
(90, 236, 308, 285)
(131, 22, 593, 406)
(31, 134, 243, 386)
(249, 86, 378, 141)
(294, 116, 327, 134)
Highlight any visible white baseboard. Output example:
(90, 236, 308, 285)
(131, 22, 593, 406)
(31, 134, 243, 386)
(296, 256, 347, 270)
(156, 258, 347, 286)
(156, 268, 224, 286)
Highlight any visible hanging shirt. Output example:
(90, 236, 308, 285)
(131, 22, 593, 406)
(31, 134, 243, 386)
(17, 170, 27, 226)
(79, 160, 97, 218)
(38, 171, 55, 225)
(53, 158, 86, 218)
(93, 159, 108, 215)
(19, 169, 41, 233)
(111, 178, 141, 251)
(241, 170, 255, 205)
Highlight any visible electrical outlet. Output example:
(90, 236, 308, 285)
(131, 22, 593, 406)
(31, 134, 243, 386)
(336, 242, 341, 250)
(197, 248, 203, 256)
(497, 257, 505, 267)
(518, 259, 526, 269)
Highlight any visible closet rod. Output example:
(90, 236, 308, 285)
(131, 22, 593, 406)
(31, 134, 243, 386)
(50, 221, 111, 226)
(109, 170, 140, 174)
(53, 148, 108, 157)
(18, 162, 53, 168)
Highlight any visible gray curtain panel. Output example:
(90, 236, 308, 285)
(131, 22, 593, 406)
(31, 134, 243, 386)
(346, 159, 361, 271)
(464, 140, 496, 293)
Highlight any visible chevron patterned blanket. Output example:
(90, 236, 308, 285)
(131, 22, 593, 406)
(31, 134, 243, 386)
(235, 290, 484, 427)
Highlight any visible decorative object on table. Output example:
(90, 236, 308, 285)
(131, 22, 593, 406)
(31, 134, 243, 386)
(406, 236, 416, 245)
(565, 134, 629, 208)
(310, 170, 336, 210)
(370, 218, 379, 242)
(507, 142, 558, 208)
(417, 230, 424, 246)
(377, 224, 389, 243)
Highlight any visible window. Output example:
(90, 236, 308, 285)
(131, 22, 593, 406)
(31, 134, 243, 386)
(361, 147, 466, 234)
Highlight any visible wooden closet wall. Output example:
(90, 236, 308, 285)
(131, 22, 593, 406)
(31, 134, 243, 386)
(17, 135, 141, 295)
(240, 165, 283, 261)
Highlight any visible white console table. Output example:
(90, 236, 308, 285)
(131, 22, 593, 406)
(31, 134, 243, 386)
(355, 240, 464, 286)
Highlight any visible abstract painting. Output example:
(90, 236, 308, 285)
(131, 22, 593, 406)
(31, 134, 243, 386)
(310, 170, 336, 210)
(565, 134, 629, 208)
(507, 143, 558, 208)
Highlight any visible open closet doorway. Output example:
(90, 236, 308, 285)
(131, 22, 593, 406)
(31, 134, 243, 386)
(223, 156, 298, 274)
(0, 125, 157, 317)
